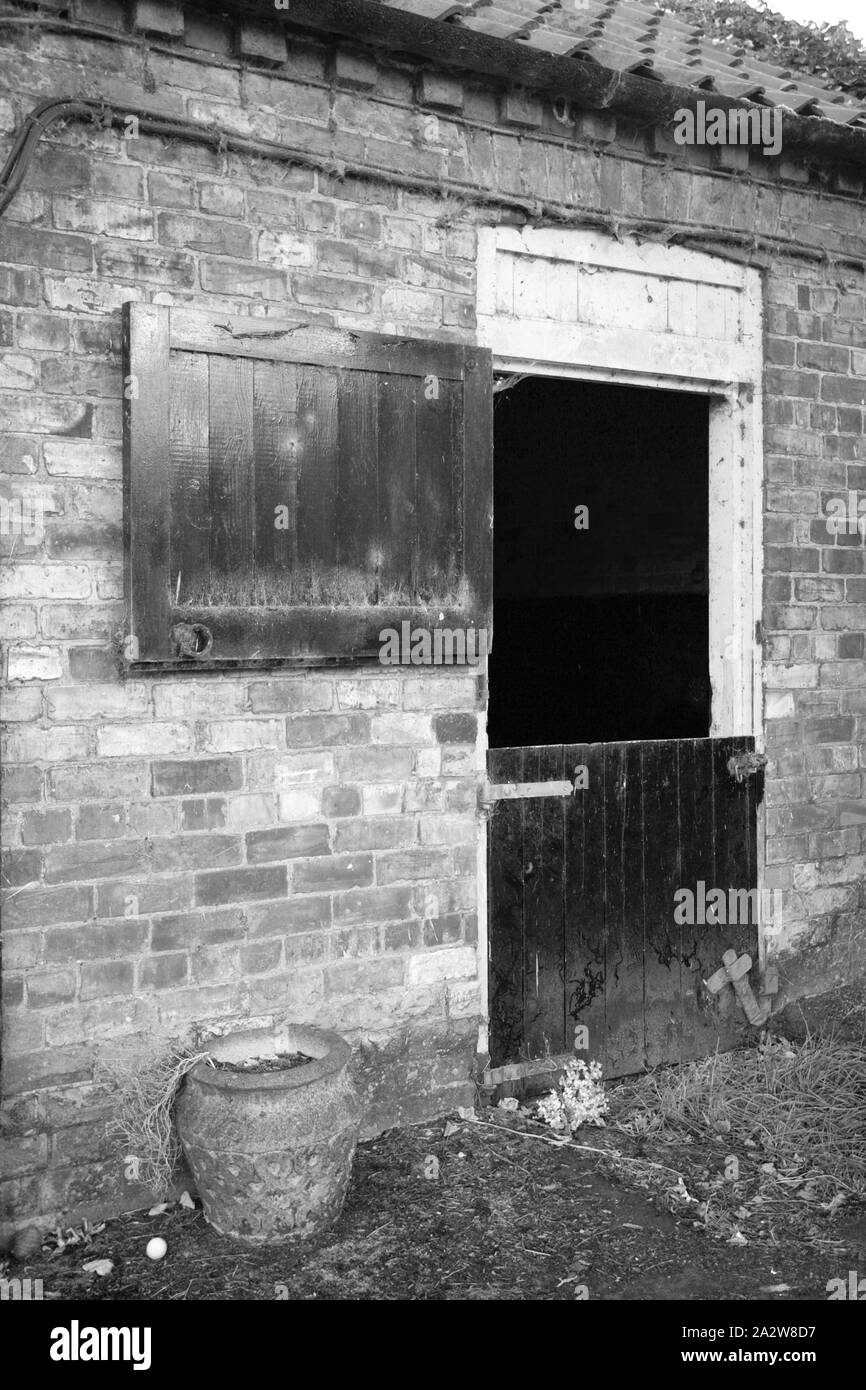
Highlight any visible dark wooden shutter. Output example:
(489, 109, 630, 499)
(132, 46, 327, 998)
(122, 305, 492, 669)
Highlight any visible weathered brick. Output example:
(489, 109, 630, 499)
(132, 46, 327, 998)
(180, 798, 227, 831)
(246, 824, 331, 863)
(433, 713, 477, 744)
(133, 0, 183, 36)
(4, 1044, 94, 1094)
(333, 817, 416, 852)
(67, 647, 117, 682)
(417, 72, 463, 111)
(27, 969, 77, 1009)
(138, 953, 189, 990)
(43, 919, 147, 962)
(2, 848, 41, 888)
(21, 808, 72, 846)
(3, 884, 93, 933)
(333, 885, 414, 926)
(157, 211, 252, 257)
(406, 945, 477, 987)
(45, 840, 148, 884)
(247, 896, 331, 938)
(1, 765, 43, 805)
(97, 724, 192, 758)
(195, 865, 287, 906)
(0, 225, 93, 273)
(321, 785, 362, 818)
(200, 260, 287, 297)
(203, 719, 283, 753)
(377, 849, 451, 884)
(277, 790, 322, 822)
(249, 679, 333, 713)
(149, 834, 242, 874)
(151, 908, 245, 951)
(49, 763, 148, 802)
(79, 959, 134, 1000)
(293, 854, 373, 894)
(147, 171, 194, 208)
(324, 956, 404, 997)
(332, 49, 378, 90)
(335, 747, 414, 781)
(151, 758, 242, 796)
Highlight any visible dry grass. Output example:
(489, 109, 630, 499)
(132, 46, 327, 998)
(108, 1045, 213, 1198)
(610, 1032, 866, 1204)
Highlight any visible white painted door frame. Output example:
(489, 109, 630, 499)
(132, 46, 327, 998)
(474, 227, 766, 1052)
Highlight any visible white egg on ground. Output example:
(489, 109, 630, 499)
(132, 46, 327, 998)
(146, 1237, 167, 1260)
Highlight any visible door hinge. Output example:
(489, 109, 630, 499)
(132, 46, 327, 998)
(727, 750, 768, 783)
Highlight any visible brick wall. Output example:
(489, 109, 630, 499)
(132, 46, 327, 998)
(1, 0, 865, 1243)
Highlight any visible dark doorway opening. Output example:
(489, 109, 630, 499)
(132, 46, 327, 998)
(488, 377, 711, 748)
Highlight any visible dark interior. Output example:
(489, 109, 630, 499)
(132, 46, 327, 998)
(488, 376, 711, 749)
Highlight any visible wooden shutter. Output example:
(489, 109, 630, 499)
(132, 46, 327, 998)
(122, 304, 492, 669)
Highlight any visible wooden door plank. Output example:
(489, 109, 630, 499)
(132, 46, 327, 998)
(642, 740, 682, 1068)
(169, 350, 210, 608)
(603, 741, 645, 1077)
(488, 795, 526, 1068)
(677, 738, 720, 1060)
(521, 748, 568, 1058)
(208, 355, 254, 594)
(712, 737, 758, 1038)
(564, 742, 605, 1067)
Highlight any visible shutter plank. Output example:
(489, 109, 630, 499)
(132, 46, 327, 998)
(378, 375, 417, 596)
(336, 369, 379, 573)
(209, 356, 255, 598)
(169, 351, 210, 606)
(415, 376, 460, 598)
(254, 360, 300, 581)
(296, 367, 339, 570)
(463, 349, 493, 624)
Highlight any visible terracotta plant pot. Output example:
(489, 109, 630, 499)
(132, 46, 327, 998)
(176, 1023, 361, 1243)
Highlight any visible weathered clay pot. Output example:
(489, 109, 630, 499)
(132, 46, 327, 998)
(176, 1023, 360, 1243)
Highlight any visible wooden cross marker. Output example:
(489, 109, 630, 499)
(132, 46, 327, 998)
(704, 949, 770, 1027)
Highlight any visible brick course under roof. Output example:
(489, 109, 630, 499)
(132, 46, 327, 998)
(376, 0, 866, 127)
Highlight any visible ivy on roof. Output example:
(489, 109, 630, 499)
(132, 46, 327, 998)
(667, 0, 866, 99)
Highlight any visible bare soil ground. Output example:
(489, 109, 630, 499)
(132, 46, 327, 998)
(9, 1108, 865, 1302)
(9, 987, 864, 1302)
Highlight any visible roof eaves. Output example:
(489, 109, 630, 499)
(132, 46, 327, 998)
(217, 0, 866, 167)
